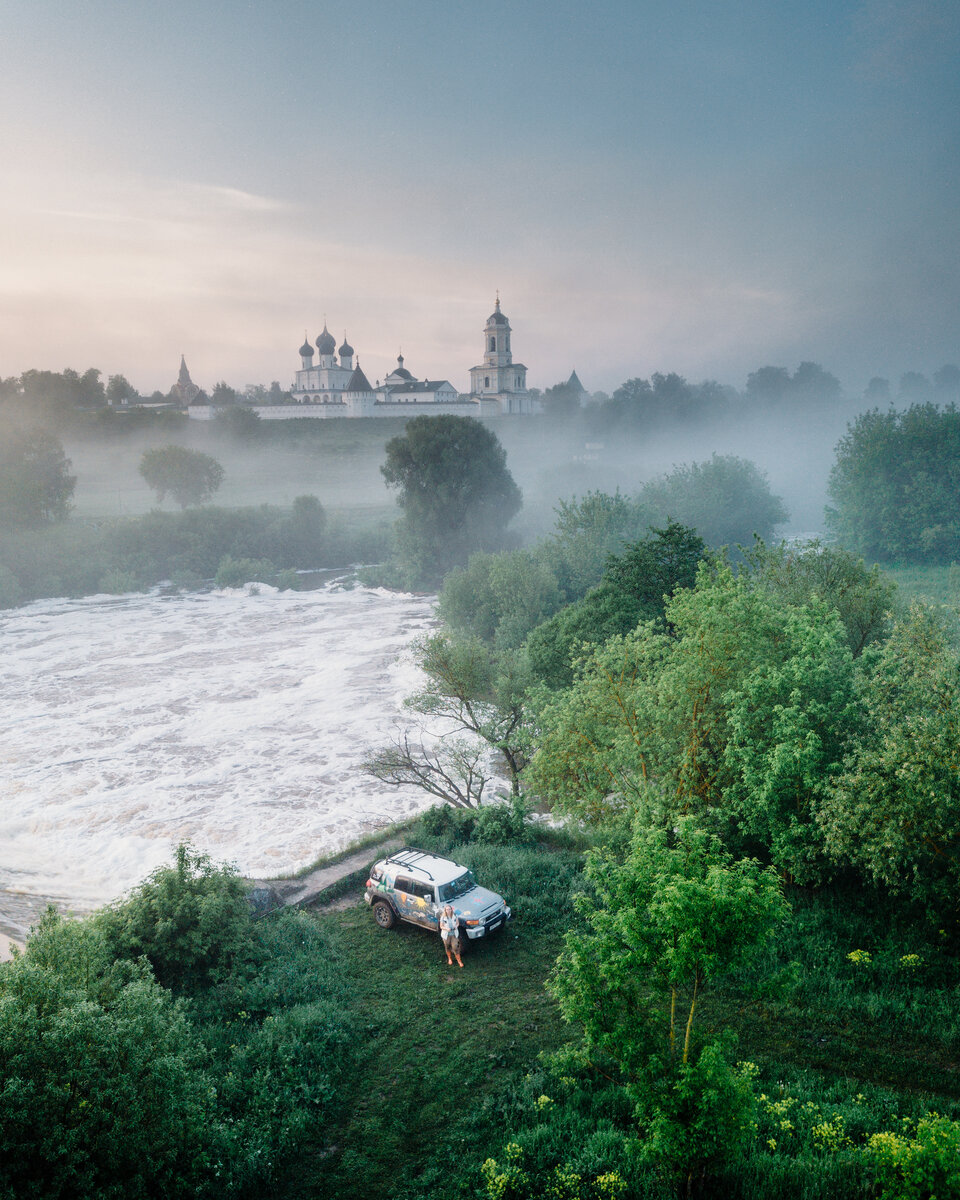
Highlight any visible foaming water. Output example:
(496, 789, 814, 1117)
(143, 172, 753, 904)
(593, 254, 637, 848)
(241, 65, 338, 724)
(0, 581, 437, 927)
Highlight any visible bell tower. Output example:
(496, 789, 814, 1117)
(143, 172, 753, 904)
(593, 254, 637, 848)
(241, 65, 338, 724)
(469, 296, 529, 413)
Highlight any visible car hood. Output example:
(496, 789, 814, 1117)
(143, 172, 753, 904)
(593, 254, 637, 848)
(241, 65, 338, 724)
(453, 884, 506, 920)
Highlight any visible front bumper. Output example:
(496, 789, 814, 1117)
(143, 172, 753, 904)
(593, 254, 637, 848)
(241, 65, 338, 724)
(464, 906, 512, 938)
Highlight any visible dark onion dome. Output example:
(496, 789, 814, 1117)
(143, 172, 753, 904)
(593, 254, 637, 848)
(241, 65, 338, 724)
(339, 335, 354, 357)
(316, 324, 336, 354)
(299, 338, 314, 357)
(390, 353, 414, 380)
(487, 297, 509, 325)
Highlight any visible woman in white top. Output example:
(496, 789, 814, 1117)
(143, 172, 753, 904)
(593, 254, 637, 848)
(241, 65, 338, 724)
(439, 903, 463, 968)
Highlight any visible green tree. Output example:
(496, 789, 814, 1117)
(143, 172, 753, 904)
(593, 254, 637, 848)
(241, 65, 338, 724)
(827, 404, 960, 561)
(527, 521, 706, 689)
(819, 604, 960, 919)
(0, 426, 76, 527)
(542, 490, 651, 600)
(743, 538, 894, 657)
(529, 564, 857, 880)
(370, 631, 533, 800)
(439, 549, 562, 649)
(95, 844, 259, 993)
(139, 444, 225, 508)
(551, 817, 788, 1188)
(640, 454, 788, 549)
(106, 373, 140, 405)
(0, 908, 220, 1199)
(211, 380, 240, 406)
(278, 493, 327, 568)
(540, 378, 582, 420)
(212, 405, 262, 439)
(381, 414, 522, 586)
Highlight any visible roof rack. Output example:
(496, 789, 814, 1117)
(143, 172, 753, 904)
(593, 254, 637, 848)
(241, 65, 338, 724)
(384, 848, 438, 881)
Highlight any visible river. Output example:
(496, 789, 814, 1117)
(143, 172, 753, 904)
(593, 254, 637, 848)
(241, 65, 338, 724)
(0, 579, 438, 937)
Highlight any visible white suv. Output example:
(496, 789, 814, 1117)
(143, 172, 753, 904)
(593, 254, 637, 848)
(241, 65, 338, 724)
(364, 848, 512, 940)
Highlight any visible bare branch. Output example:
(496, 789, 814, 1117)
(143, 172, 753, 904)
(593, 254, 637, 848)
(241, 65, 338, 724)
(363, 729, 490, 809)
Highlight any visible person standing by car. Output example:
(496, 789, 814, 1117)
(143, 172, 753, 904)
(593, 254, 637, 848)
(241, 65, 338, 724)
(439, 903, 463, 968)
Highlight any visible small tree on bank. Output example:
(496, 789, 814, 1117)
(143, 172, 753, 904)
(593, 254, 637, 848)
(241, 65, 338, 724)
(551, 817, 789, 1190)
(139, 445, 224, 508)
(0, 426, 76, 527)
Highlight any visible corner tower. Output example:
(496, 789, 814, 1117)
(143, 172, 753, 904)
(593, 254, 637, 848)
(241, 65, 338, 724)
(469, 297, 530, 414)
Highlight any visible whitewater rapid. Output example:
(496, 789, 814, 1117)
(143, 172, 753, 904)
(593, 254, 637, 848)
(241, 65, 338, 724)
(0, 580, 439, 932)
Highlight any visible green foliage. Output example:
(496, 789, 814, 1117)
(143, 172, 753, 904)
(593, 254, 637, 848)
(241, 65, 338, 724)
(529, 564, 857, 882)
(212, 405, 263, 439)
(550, 818, 788, 1183)
(827, 403, 960, 561)
(743, 538, 894, 656)
(96, 844, 259, 993)
(381, 414, 522, 586)
(409, 631, 536, 795)
(0, 908, 221, 1199)
(526, 521, 706, 689)
(473, 798, 532, 845)
(214, 554, 299, 589)
(0, 426, 76, 527)
(543, 491, 651, 600)
(820, 604, 960, 918)
(139, 444, 225, 508)
(639, 453, 789, 549)
(13, 366, 106, 416)
(866, 1115, 960, 1200)
(440, 549, 562, 649)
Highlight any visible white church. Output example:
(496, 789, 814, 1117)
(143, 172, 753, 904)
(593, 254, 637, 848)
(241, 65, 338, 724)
(188, 298, 540, 420)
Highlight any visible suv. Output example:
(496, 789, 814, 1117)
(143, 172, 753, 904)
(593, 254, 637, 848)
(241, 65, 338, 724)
(364, 848, 512, 940)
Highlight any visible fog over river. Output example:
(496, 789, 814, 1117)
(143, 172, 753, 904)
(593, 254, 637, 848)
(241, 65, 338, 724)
(0, 581, 438, 937)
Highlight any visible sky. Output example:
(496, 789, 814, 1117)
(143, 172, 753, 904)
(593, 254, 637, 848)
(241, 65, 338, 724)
(0, 0, 957, 397)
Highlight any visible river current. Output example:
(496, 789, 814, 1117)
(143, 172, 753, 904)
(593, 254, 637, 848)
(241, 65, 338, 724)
(0, 580, 438, 936)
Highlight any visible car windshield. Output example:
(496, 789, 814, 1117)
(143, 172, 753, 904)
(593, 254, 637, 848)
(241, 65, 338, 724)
(439, 872, 476, 902)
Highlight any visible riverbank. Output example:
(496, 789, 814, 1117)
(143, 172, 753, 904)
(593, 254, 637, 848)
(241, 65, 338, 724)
(0, 932, 23, 961)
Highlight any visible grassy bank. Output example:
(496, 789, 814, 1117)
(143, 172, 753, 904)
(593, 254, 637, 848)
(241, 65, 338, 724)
(281, 837, 584, 1200)
(264, 830, 960, 1200)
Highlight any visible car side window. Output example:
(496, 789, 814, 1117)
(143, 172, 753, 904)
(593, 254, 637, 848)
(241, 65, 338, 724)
(394, 876, 415, 894)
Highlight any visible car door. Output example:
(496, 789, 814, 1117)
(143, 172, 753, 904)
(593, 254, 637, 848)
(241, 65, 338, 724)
(407, 879, 438, 927)
(393, 876, 420, 923)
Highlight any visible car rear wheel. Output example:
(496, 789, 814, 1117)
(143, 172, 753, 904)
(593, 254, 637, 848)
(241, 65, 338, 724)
(373, 900, 396, 929)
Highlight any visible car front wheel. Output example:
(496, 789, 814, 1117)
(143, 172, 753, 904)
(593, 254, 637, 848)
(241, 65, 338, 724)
(373, 901, 396, 929)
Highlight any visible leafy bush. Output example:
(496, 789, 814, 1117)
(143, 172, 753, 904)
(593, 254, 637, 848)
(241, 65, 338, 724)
(95, 844, 261, 993)
(473, 798, 531, 845)
(0, 909, 224, 1199)
(215, 554, 281, 588)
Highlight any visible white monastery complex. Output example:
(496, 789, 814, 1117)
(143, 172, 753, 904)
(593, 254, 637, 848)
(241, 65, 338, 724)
(187, 298, 542, 420)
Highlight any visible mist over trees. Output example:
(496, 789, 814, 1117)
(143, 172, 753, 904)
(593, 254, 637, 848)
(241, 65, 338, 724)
(381, 415, 522, 587)
(139, 445, 225, 508)
(0, 428, 76, 527)
(827, 403, 960, 562)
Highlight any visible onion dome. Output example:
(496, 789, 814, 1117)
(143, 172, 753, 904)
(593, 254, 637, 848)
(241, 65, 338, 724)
(316, 324, 336, 354)
(299, 337, 314, 357)
(339, 335, 354, 357)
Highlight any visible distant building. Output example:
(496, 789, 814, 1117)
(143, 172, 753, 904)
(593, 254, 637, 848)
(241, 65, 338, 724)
(467, 297, 533, 415)
(287, 323, 463, 417)
(187, 298, 577, 420)
(566, 369, 589, 407)
(171, 355, 200, 406)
